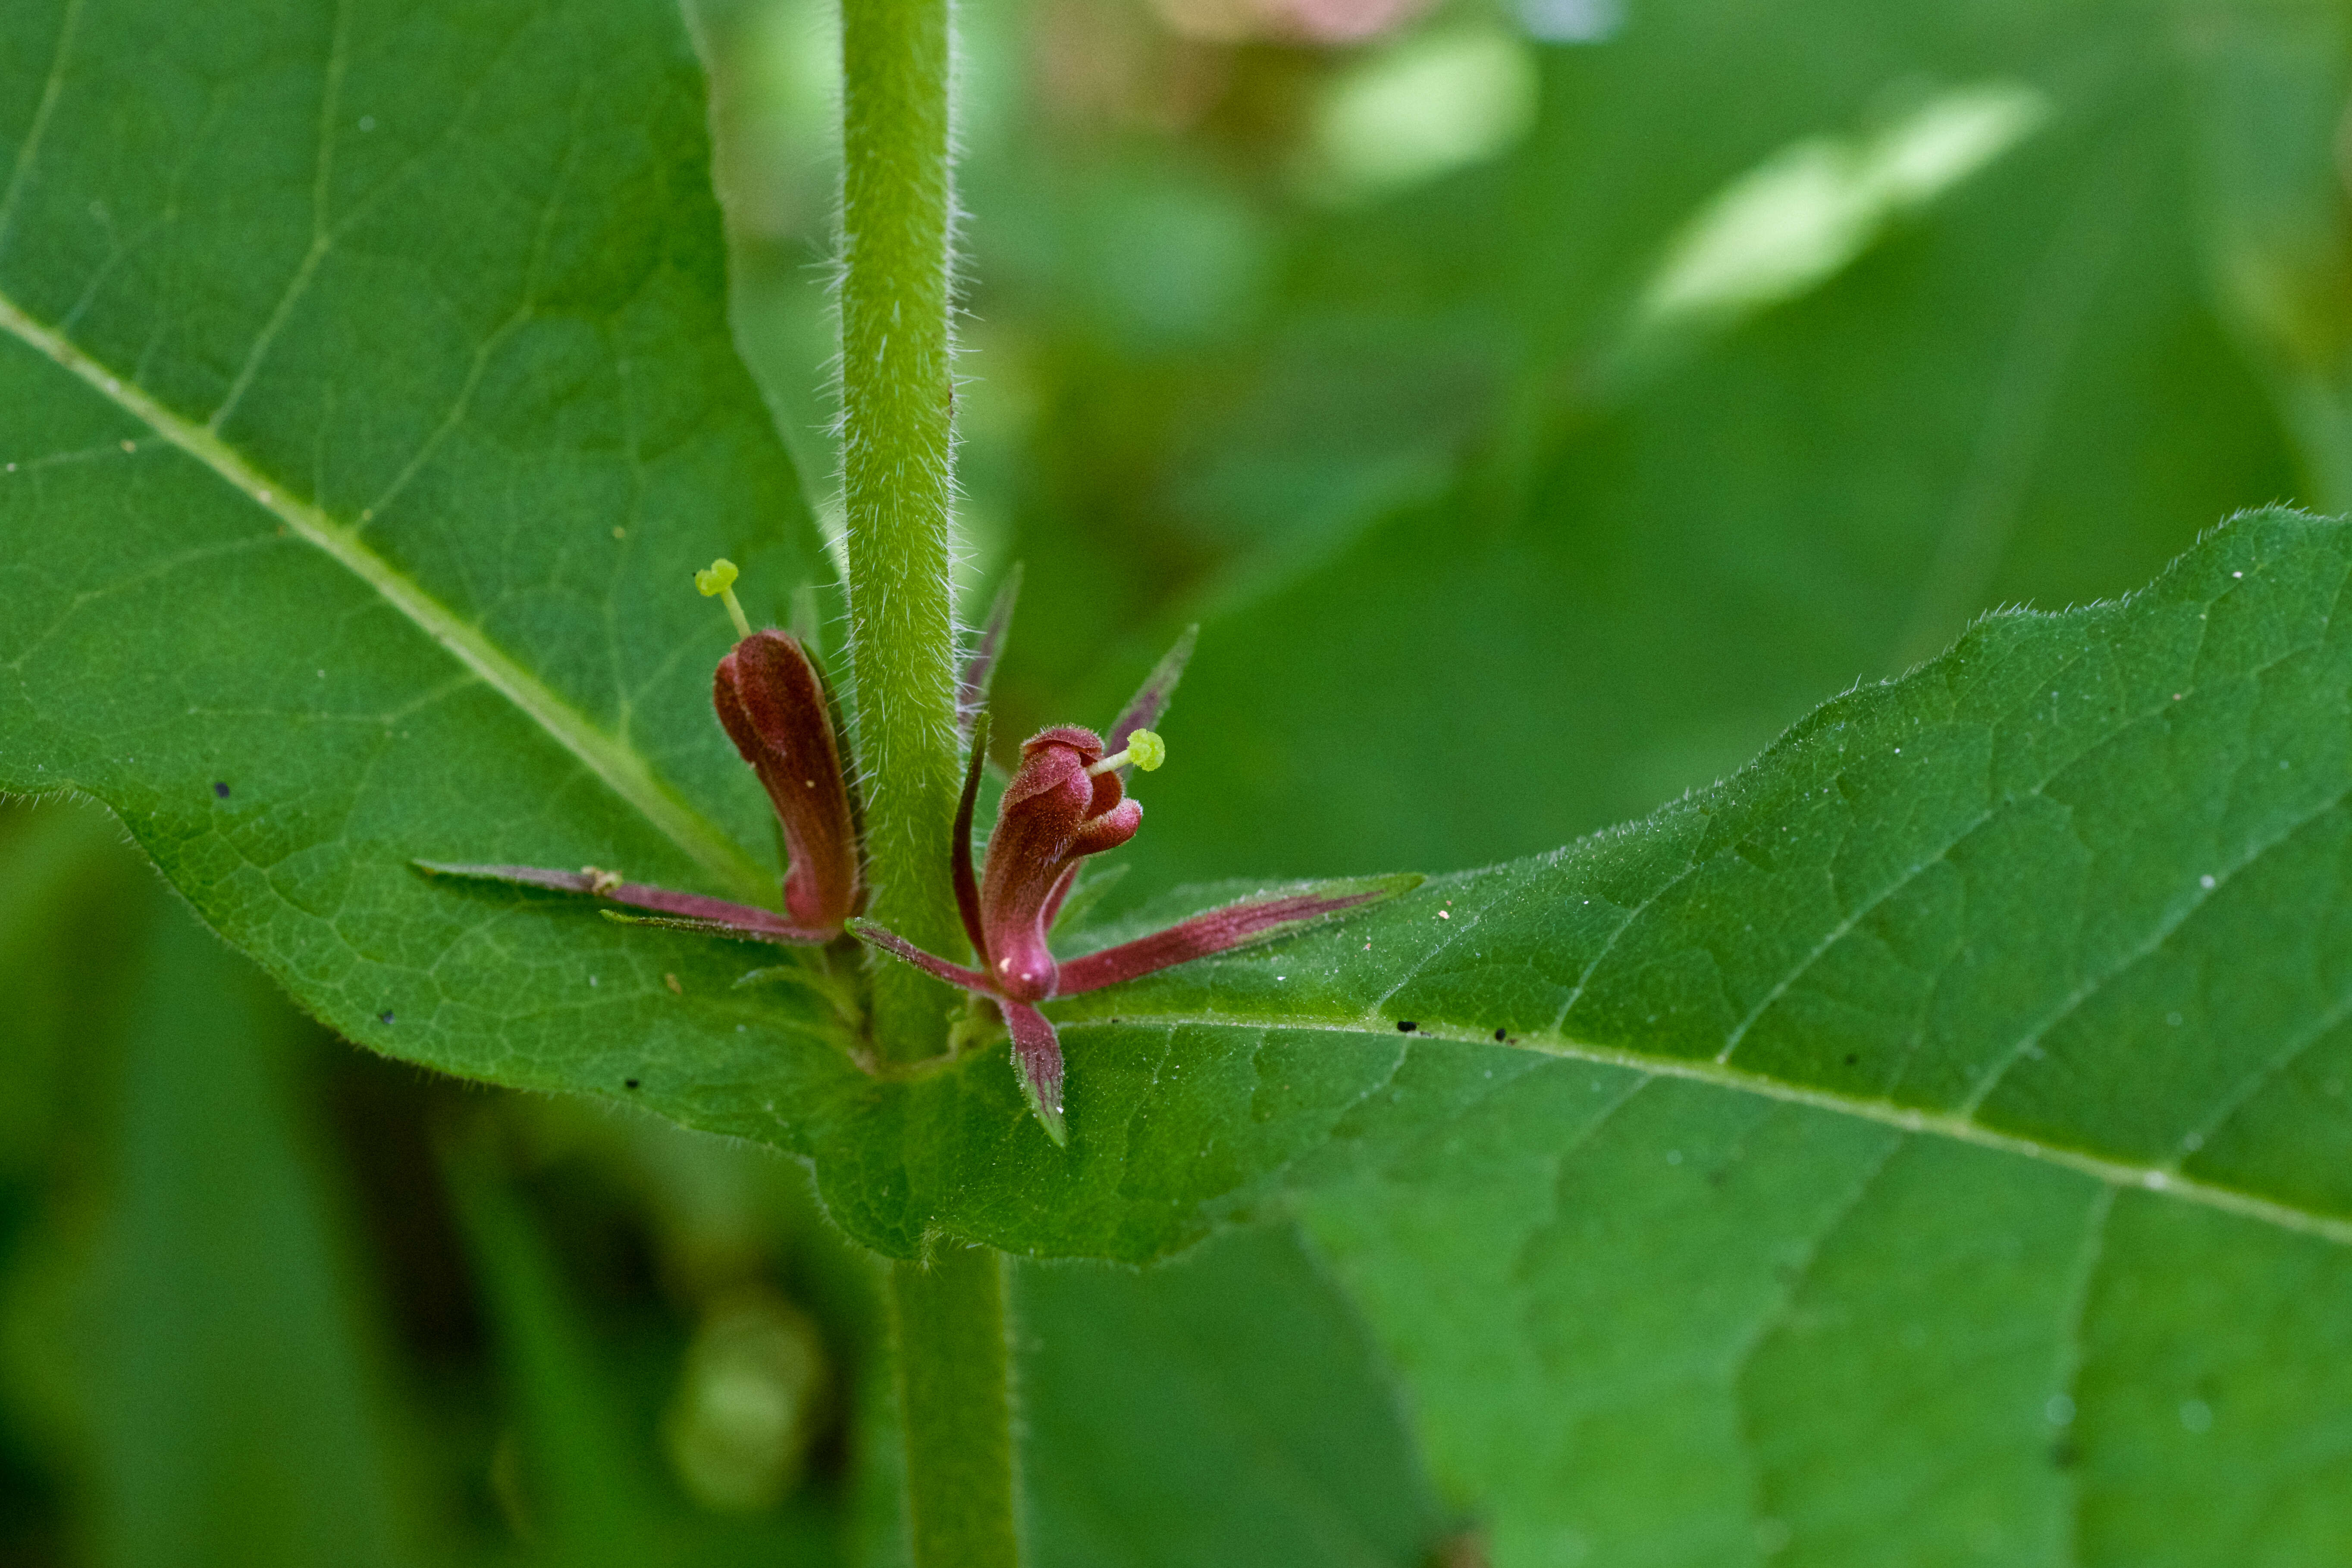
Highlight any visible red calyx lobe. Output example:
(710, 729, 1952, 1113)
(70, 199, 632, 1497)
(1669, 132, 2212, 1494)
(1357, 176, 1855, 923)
(978, 726, 1140, 1001)
(712, 631, 863, 934)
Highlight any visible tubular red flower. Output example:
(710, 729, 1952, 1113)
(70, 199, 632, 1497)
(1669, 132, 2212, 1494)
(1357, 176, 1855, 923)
(420, 624, 864, 946)
(851, 687, 1419, 1144)
(977, 727, 1140, 1001)
(426, 572, 1410, 1151)
(712, 630, 864, 933)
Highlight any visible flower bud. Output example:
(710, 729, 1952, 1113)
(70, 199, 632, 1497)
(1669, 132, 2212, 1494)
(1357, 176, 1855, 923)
(713, 631, 864, 934)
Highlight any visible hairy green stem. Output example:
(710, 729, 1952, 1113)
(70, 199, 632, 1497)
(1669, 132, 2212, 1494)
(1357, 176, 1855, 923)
(837, 1, 1023, 1562)
(889, 1245, 1022, 1568)
(840, 0, 964, 1060)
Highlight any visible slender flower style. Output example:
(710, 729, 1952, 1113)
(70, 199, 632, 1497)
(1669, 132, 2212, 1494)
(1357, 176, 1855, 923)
(851, 714, 1416, 1144)
(418, 560, 864, 944)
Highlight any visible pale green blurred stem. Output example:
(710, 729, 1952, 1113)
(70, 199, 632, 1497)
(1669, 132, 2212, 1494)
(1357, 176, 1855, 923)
(840, 0, 964, 1063)
(889, 1245, 1023, 1568)
(837, 0, 1021, 1562)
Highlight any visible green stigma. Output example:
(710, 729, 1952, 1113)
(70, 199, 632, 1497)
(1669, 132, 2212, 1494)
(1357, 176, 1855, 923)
(1088, 728, 1166, 776)
(695, 558, 751, 639)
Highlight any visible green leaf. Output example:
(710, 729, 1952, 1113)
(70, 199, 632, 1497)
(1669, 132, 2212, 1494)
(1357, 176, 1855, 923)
(0, 0, 822, 894)
(9, 0, 2352, 1301)
(1049, 507, 2352, 1558)
(1291, 1084, 2352, 1566)
(1069, 509, 2352, 1243)
(0, 0, 845, 1199)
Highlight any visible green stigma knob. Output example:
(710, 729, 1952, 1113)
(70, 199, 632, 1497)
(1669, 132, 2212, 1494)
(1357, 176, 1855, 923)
(694, 558, 738, 597)
(695, 558, 751, 639)
(1088, 728, 1166, 777)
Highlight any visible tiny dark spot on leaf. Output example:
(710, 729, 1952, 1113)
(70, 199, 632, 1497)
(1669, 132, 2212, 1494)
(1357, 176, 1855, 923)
(1397, 1020, 1417, 1032)
(1493, 1027, 1507, 1041)
(624, 1078, 641, 1090)
(1844, 1053, 1858, 1066)
(212, 781, 230, 798)
(2051, 1441, 2078, 1470)
(378, 1011, 394, 1025)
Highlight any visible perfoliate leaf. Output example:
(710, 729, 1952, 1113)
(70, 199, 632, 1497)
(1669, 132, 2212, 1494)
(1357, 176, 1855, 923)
(2, 0, 2347, 1280)
(7, 0, 2352, 1550)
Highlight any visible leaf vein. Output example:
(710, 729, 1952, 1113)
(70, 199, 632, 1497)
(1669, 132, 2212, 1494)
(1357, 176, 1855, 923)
(1962, 774, 2352, 1114)
(1726, 1132, 1907, 1557)
(0, 0, 84, 258)
(1066, 1012, 2352, 1248)
(0, 288, 773, 900)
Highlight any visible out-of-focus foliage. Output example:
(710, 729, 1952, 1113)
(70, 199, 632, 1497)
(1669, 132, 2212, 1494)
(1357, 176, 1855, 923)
(7, 0, 2352, 1562)
(0, 800, 1446, 1565)
(714, 0, 2339, 895)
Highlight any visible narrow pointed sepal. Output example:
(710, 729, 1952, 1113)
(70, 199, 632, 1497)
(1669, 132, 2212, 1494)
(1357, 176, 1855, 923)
(596, 909, 830, 946)
(844, 918, 992, 991)
(414, 861, 830, 943)
(1054, 873, 1424, 995)
(1106, 624, 1197, 760)
(952, 710, 992, 965)
(958, 564, 1022, 739)
(1001, 1000, 1068, 1145)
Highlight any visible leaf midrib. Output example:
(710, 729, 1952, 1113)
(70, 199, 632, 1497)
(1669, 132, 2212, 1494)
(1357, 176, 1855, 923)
(1064, 1010, 2352, 1248)
(0, 287, 775, 903)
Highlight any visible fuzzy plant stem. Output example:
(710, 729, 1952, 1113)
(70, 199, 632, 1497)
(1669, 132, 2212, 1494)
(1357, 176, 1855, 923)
(838, 0, 1023, 1561)
(840, 0, 966, 1062)
(889, 1245, 1022, 1567)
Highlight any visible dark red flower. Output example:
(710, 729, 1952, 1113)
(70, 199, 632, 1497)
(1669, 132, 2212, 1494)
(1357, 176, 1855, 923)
(711, 629, 863, 932)
(975, 726, 1142, 1002)
(422, 561, 1414, 1147)
(420, 561, 861, 944)
(851, 709, 1414, 1144)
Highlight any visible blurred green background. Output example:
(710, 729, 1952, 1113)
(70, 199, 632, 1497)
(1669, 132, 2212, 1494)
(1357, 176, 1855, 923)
(6, 0, 2351, 1561)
